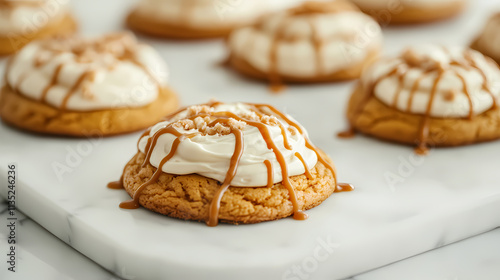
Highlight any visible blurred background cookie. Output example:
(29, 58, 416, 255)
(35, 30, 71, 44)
(0, 0, 77, 55)
(0, 32, 178, 136)
(227, 0, 382, 91)
(345, 45, 500, 154)
(126, 0, 305, 39)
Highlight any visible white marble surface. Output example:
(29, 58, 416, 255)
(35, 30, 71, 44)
(1, 0, 500, 279)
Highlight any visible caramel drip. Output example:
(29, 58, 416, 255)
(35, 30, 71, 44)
(207, 128, 244, 227)
(278, 123, 292, 150)
(453, 70, 474, 119)
(250, 106, 292, 149)
(141, 127, 183, 168)
(120, 136, 185, 209)
(40, 64, 63, 103)
(208, 111, 307, 220)
(61, 71, 94, 110)
(336, 183, 355, 192)
(252, 103, 338, 184)
(137, 129, 151, 150)
(337, 127, 356, 138)
(406, 71, 431, 112)
(107, 176, 124, 189)
(415, 70, 445, 155)
(464, 53, 498, 109)
(264, 160, 274, 188)
(309, 18, 324, 76)
(295, 152, 313, 180)
(392, 69, 408, 107)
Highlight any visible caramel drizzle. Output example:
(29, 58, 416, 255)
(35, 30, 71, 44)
(264, 160, 274, 188)
(392, 67, 408, 107)
(208, 111, 308, 221)
(107, 176, 124, 189)
(453, 70, 474, 119)
(120, 128, 186, 209)
(249, 107, 292, 149)
(464, 52, 498, 109)
(345, 49, 498, 154)
(406, 70, 432, 112)
(336, 183, 355, 192)
(415, 70, 445, 155)
(251, 104, 339, 187)
(61, 71, 94, 110)
(207, 126, 244, 227)
(114, 103, 349, 226)
(295, 152, 313, 180)
(41, 64, 63, 103)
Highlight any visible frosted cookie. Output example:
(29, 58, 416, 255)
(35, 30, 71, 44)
(471, 13, 500, 64)
(126, 0, 302, 39)
(349, 0, 467, 24)
(0, 0, 77, 55)
(343, 45, 500, 154)
(0, 33, 178, 137)
(110, 102, 352, 226)
(227, 0, 382, 91)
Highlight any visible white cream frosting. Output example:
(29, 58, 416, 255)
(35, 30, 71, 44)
(6, 33, 168, 111)
(0, 0, 69, 36)
(349, 0, 463, 9)
(137, 103, 319, 187)
(228, 5, 382, 78)
(474, 13, 500, 61)
(133, 0, 305, 29)
(364, 45, 500, 118)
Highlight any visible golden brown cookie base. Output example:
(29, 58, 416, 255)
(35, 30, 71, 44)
(126, 10, 234, 39)
(0, 85, 179, 137)
(346, 84, 500, 147)
(0, 13, 77, 55)
(122, 152, 336, 224)
(356, 1, 466, 24)
(228, 47, 380, 83)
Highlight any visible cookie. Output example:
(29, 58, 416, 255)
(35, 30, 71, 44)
(126, 0, 297, 39)
(122, 151, 336, 224)
(349, 0, 466, 24)
(343, 45, 500, 154)
(471, 12, 500, 64)
(227, 0, 382, 90)
(0, 85, 178, 137)
(0, 1, 77, 55)
(112, 102, 350, 226)
(0, 32, 179, 137)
